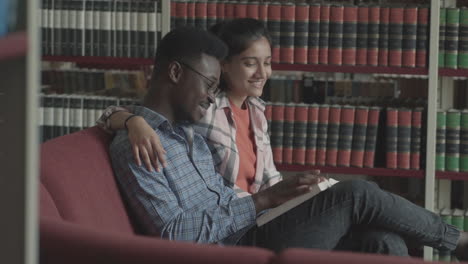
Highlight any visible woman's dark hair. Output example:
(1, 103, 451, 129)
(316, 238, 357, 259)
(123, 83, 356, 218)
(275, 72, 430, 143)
(209, 18, 272, 90)
(210, 18, 272, 59)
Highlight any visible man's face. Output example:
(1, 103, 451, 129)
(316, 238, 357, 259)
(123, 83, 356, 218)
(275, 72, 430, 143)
(174, 54, 221, 123)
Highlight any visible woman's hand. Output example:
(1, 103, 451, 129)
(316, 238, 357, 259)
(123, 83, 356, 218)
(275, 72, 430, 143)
(126, 116, 167, 172)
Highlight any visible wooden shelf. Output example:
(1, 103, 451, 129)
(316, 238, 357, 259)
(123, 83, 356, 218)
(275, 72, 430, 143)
(438, 68, 468, 77)
(42, 56, 153, 69)
(0, 32, 27, 61)
(436, 171, 468, 180)
(272, 64, 428, 75)
(276, 164, 424, 178)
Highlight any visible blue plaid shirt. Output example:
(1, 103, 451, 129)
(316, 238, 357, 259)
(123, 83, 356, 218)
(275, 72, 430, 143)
(109, 106, 256, 244)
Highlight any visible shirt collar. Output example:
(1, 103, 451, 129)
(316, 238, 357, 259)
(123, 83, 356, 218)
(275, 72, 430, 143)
(133, 105, 191, 131)
(215, 92, 266, 112)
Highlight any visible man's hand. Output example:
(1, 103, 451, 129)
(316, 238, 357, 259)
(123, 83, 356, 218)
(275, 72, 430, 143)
(251, 170, 325, 213)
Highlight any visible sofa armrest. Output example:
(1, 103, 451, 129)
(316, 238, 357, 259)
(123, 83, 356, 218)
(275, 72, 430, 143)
(273, 248, 466, 264)
(40, 217, 273, 264)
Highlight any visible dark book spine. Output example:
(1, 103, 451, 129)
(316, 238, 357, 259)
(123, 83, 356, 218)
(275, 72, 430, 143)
(63, 96, 70, 135)
(397, 108, 412, 169)
(247, 1, 259, 20)
(131, 0, 139, 58)
(337, 106, 355, 167)
(402, 7, 418, 68)
(350, 106, 368, 168)
(271, 103, 285, 164)
(147, 1, 155, 58)
(446, 109, 461, 172)
(234, 1, 247, 19)
(85, 0, 93, 56)
(342, 5, 357, 66)
(459, 8, 468, 69)
(329, 5, 344, 65)
(282, 104, 296, 165)
(356, 6, 368, 66)
(308, 4, 320, 65)
(367, 6, 380, 66)
(174, 0, 187, 28)
(445, 8, 460, 69)
(186, 0, 195, 27)
(305, 104, 319, 165)
(461, 110, 468, 172)
(61, 0, 70, 56)
(216, 0, 225, 24)
(42, 0, 49, 55)
(439, 8, 447, 67)
(206, 0, 217, 29)
(436, 110, 447, 171)
(43, 95, 55, 142)
(386, 108, 398, 169)
(93, 0, 100, 57)
(326, 105, 341, 166)
(267, 2, 281, 64)
(279, 3, 295, 64)
(388, 7, 404, 67)
(294, 3, 309, 64)
(102, 0, 111, 57)
(54, 0, 63, 56)
(416, 7, 429, 68)
(364, 107, 380, 168)
(410, 108, 423, 170)
(316, 104, 330, 166)
(318, 4, 330, 65)
(123, 1, 131, 58)
(292, 104, 308, 165)
(70, 96, 83, 133)
(137, 0, 148, 58)
(378, 7, 389, 66)
(194, 1, 207, 29)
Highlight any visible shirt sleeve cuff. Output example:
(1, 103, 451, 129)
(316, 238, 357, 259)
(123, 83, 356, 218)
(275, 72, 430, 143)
(230, 196, 256, 230)
(96, 105, 130, 133)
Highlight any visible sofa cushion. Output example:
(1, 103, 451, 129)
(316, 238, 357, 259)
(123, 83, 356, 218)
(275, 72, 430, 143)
(40, 126, 134, 233)
(40, 183, 61, 219)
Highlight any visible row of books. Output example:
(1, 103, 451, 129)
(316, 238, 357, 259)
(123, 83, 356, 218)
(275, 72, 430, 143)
(39, 94, 139, 142)
(434, 208, 468, 262)
(265, 102, 382, 168)
(42, 68, 148, 97)
(439, 8, 468, 69)
(171, 1, 430, 67)
(40, 0, 164, 57)
(263, 74, 396, 104)
(436, 109, 468, 172)
(0, 0, 17, 37)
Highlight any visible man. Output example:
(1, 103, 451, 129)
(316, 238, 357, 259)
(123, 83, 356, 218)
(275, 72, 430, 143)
(110, 27, 468, 257)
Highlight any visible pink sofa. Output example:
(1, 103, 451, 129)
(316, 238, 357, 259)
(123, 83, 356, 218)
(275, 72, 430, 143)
(39, 126, 461, 264)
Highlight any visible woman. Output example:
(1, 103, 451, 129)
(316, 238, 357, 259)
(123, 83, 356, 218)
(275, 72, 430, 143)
(98, 18, 282, 197)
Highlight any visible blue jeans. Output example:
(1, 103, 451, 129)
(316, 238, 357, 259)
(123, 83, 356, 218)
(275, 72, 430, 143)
(237, 180, 460, 256)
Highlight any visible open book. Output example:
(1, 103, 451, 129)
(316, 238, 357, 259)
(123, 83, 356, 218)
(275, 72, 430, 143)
(256, 178, 339, 227)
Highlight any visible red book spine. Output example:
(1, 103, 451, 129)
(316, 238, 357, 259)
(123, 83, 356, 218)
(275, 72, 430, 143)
(206, 1, 217, 29)
(305, 104, 319, 165)
(225, 1, 235, 20)
(292, 104, 308, 165)
(259, 2, 268, 26)
(329, 5, 344, 65)
(367, 6, 380, 66)
(280, 3, 295, 64)
(235, 1, 248, 19)
(343, 5, 358, 65)
(294, 3, 309, 64)
(268, 2, 281, 64)
(378, 7, 390, 66)
(364, 107, 380, 168)
(247, 1, 259, 20)
(174, 1, 188, 29)
(356, 6, 369, 66)
(410, 108, 423, 169)
(350, 106, 369, 167)
(386, 108, 398, 169)
(403, 7, 418, 68)
(271, 103, 285, 164)
(416, 7, 429, 68)
(397, 108, 412, 169)
(316, 105, 330, 166)
(194, 1, 207, 30)
(283, 104, 296, 165)
(319, 4, 331, 65)
(326, 105, 341, 167)
(186, 1, 196, 27)
(337, 106, 355, 167)
(389, 7, 404, 67)
(308, 4, 321, 65)
(216, 1, 225, 24)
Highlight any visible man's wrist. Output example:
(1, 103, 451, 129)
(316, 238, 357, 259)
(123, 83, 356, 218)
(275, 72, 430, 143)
(252, 192, 271, 214)
(125, 115, 144, 130)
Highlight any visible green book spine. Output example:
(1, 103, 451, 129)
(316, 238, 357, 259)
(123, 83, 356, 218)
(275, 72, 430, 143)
(461, 110, 468, 172)
(452, 209, 465, 230)
(437, 111, 447, 171)
(439, 8, 447, 67)
(459, 8, 468, 68)
(445, 8, 460, 69)
(446, 110, 461, 172)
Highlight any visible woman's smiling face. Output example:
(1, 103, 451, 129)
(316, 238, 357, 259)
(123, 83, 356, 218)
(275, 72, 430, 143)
(222, 36, 272, 98)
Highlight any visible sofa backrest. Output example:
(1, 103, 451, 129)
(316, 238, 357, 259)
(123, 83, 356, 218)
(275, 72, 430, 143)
(40, 126, 134, 234)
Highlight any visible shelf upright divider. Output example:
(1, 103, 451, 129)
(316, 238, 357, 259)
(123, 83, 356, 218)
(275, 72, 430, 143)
(424, 0, 441, 260)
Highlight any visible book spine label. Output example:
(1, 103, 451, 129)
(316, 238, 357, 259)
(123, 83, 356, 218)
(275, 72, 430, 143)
(337, 106, 355, 167)
(397, 108, 412, 169)
(326, 105, 341, 166)
(416, 7, 429, 68)
(329, 5, 344, 66)
(308, 4, 320, 65)
(280, 3, 295, 64)
(294, 4, 309, 65)
(305, 105, 319, 165)
(282, 104, 295, 165)
(343, 6, 357, 66)
(292, 104, 308, 165)
(350, 106, 368, 167)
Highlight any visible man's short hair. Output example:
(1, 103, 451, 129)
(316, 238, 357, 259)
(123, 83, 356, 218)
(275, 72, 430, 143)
(154, 27, 228, 70)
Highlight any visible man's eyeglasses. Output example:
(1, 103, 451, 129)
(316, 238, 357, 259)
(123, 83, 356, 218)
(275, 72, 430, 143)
(177, 61, 220, 95)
